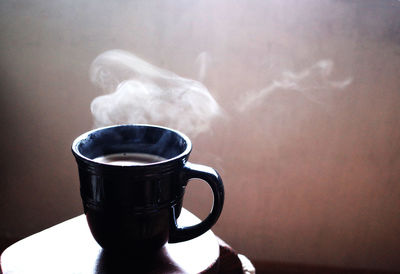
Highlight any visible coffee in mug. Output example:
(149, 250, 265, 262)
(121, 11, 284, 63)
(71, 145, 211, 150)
(94, 153, 166, 166)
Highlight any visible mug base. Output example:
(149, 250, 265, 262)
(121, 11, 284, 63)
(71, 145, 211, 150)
(85, 208, 170, 253)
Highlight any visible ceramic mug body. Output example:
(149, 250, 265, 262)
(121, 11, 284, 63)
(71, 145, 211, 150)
(72, 124, 224, 253)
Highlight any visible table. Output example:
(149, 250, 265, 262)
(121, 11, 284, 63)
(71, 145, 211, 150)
(0, 209, 246, 274)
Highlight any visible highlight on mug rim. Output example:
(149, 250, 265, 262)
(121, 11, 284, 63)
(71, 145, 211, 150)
(71, 124, 192, 167)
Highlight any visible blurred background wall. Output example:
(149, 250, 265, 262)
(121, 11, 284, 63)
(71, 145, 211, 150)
(1, 0, 399, 271)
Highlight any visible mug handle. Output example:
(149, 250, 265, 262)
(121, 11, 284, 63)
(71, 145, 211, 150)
(168, 162, 225, 243)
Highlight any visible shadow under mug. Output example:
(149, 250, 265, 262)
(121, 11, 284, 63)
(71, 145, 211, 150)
(71, 124, 224, 253)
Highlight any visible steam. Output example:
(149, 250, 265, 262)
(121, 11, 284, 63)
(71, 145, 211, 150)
(195, 51, 212, 82)
(238, 60, 352, 112)
(89, 50, 221, 137)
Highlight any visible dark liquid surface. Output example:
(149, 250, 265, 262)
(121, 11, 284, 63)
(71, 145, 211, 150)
(93, 153, 166, 166)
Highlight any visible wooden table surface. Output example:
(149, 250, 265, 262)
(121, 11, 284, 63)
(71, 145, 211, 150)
(0, 209, 243, 274)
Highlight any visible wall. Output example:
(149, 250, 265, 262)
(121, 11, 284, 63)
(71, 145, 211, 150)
(0, 0, 399, 271)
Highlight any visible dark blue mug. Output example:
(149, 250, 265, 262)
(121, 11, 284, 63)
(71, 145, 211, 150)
(72, 124, 224, 253)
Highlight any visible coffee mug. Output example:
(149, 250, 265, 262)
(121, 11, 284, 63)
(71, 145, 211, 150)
(71, 124, 224, 253)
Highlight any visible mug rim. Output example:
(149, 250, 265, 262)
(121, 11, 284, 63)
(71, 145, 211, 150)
(71, 124, 192, 168)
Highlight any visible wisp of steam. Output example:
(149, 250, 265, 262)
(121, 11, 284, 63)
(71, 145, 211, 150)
(89, 50, 221, 137)
(238, 59, 352, 112)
